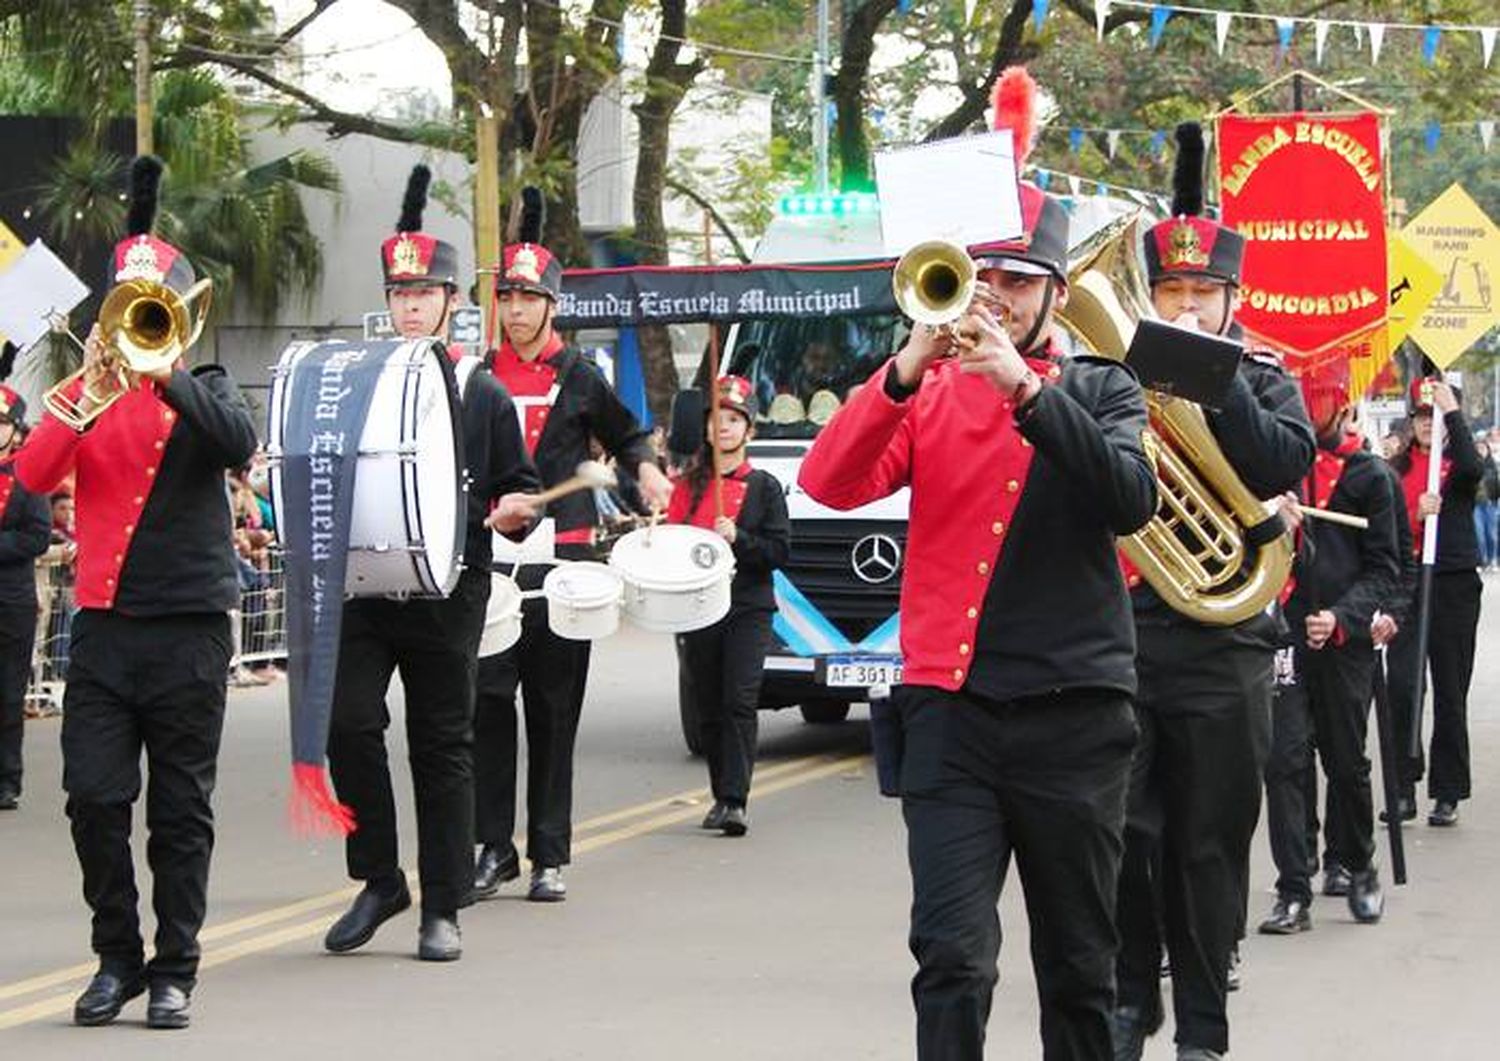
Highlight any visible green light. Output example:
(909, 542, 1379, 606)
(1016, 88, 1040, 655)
(775, 193, 880, 217)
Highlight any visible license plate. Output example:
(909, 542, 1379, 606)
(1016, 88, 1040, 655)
(819, 655, 903, 688)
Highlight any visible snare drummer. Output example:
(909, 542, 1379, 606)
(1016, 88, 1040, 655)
(669, 376, 789, 836)
(472, 187, 673, 903)
(322, 166, 540, 964)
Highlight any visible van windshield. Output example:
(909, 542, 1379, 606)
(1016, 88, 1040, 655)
(727, 314, 907, 439)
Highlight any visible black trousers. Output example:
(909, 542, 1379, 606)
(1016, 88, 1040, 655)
(473, 592, 591, 868)
(899, 685, 1137, 1061)
(1115, 624, 1272, 1055)
(1389, 570, 1482, 803)
(60, 610, 231, 987)
(1264, 642, 1377, 904)
(0, 599, 36, 794)
(327, 569, 488, 916)
(676, 607, 772, 807)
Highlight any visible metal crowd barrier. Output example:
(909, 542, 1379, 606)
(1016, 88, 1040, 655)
(24, 550, 289, 716)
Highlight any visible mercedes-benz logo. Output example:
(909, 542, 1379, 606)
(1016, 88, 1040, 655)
(851, 534, 902, 585)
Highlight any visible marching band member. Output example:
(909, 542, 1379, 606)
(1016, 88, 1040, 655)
(669, 376, 789, 836)
(471, 188, 672, 904)
(1258, 360, 1400, 934)
(322, 166, 539, 963)
(1386, 376, 1483, 827)
(1111, 123, 1315, 1061)
(0, 388, 51, 811)
(16, 157, 258, 1028)
(801, 66, 1157, 1061)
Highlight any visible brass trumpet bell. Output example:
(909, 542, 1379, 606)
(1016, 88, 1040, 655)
(893, 240, 977, 327)
(43, 277, 214, 430)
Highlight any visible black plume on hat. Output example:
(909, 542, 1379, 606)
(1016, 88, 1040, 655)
(519, 186, 544, 245)
(126, 155, 164, 236)
(397, 164, 431, 233)
(1170, 122, 1205, 218)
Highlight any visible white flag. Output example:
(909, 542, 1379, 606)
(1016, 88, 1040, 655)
(1369, 23, 1386, 64)
(1314, 20, 1330, 64)
(1215, 11, 1232, 55)
(1068, 174, 1082, 196)
(1106, 130, 1121, 159)
(1481, 120, 1496, 152)
(1481, 27, 1497, 69)
(964, 0, 976, 24)
(1095, 0, 1110, 40)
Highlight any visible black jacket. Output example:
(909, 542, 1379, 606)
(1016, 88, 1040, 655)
(458, 370, 541, 569)
(0, 465, 50, 609)
(727, 468, 790, 612)
(1132, 348, 1315, 634)
(1285, 446, 1402, 646)
(483, 346, 654, 541)
(1391, 408, 1483, 575)
(1375, 457, 1418, 622)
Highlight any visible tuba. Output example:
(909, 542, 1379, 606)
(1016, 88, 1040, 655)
(44, 277, 213, 430)
(1057, 212, 1292, 626)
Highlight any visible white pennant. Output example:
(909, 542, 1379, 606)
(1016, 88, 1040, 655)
(1068, 174, 1082, 196)
(1369, 23, 1386, 64)
(1095, 0, 1110, 40)
(1482, 27, 1497, 69)
(1215, 12, 1232, 55)
(1106, 130, 1121, 159)
(964, 0, 977, 24)
(1353, 23, 1363, 48)
(1481, 120, 1496, 152)
(1314, 20, 1330, 64)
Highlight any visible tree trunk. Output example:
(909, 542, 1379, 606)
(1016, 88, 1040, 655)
(832, 0, 898, 192)
(631, 0, 705, 421)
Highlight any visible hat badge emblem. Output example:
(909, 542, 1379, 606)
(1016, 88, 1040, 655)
(510, 245, 543, 284)
(117, 236, 164, 282)
(391, 234, 426, 276)
(1166, 222, 1210, 268)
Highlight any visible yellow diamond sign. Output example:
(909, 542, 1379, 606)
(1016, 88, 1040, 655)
(1401, 183, 1500, 369)
(0, 221, 21, 272)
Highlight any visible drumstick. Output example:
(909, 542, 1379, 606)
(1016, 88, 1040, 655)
(524, 460, 617, 507)
(1294, 505, 1370, 530)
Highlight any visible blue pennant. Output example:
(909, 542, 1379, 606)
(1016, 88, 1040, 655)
(1033, 0, 1050, 33)
(1422, 26, 1441, 65)
(1424, 121, 1441, 153)
(1069, 127, 1085, 153)
(1149, 5, 1171, 48)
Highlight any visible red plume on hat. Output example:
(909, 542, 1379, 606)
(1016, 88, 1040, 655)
(990, 66, 1037, 170)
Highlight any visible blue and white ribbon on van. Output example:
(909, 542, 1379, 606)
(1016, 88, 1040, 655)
(771, 571, 901, 657)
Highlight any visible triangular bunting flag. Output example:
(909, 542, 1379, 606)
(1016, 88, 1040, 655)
(1069, 127, 1085, 153)
(1036, 170, 1052, 191)
(1424, 121, 1441, 153)
(1481, 27, 1497, 68)
(1106, 130, 1121, 159)
(1314, 20, 1330, 64)
(1422, 26, 1441, 64)
(1094, 0, 1110, 40)
(1369, 23, 1386, 64)
(1151, 130, 1167, 157)
(1150, 5, 1171, 48)
(1480, 120, 1495, 152)
(964, 0, 976, 24)
(1033, 0, 1050, 33)
(1275, 18, 1295, 61)
(1215, 11, 1232, 56)
(1068, 174, 1082, 196)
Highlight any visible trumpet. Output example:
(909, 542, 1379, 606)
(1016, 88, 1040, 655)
(45, 277, 213, 430)
(892, 240, 1014, 352)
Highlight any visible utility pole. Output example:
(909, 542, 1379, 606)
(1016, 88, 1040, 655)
(813, 0, 830, 193)
(133, 0, 153, 156)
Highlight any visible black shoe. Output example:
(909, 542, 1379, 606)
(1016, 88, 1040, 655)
(417, 913, 462, 961)
(527, 866, 567, 902)
(73, 971, 145, 1026)
(700, 801, 729, 830)
(324, 876, 412, 953)
(720, 805, 748, 837)
(1225, 943, 1242, 992)
(1428, 800, 1459, 827)
(1108, 1004, 1147, 1061)
(1177, 1049, 1224, 1061)
(1322, 863, 1352, 897)
(1347, 867, 1384, 923)
(1379, 796, 1417, 824)
(472, 844, 520, 901)
(146, 982, 191, 1030)
(1258, 896, 1312, 935)
(0, 785, 18, 810)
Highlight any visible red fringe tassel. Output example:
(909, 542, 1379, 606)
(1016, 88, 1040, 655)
(289, 763, 357, 837)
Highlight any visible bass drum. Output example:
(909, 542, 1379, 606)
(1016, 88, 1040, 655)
(609, 524, 735, 633)
(268, 338, 465, 598)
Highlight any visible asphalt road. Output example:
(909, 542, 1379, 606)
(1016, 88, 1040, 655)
(0, 584, 1495, 1058)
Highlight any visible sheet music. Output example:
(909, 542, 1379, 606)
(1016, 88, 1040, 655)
(875, 131, 1024, 257)
(0, 241, 90, 350)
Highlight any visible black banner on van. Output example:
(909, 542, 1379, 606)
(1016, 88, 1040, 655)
(554, 262, 898, 329)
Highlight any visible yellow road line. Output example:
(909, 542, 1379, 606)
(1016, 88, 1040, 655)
(0, 753, 868, 1030)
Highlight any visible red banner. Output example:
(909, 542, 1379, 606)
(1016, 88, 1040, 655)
(1216, 111, 1387, 357)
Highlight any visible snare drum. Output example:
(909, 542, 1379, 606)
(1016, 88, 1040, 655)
(543, 562, 623, 640)
(609, 525, 735, 633)
(268, 338, 465, 597)
(478, 574, 523, 657)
